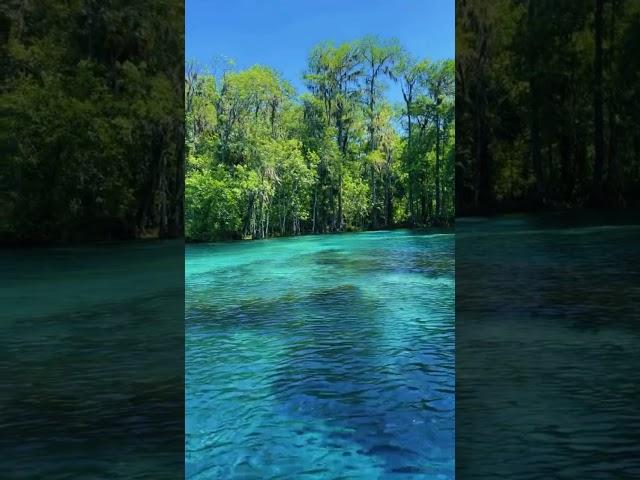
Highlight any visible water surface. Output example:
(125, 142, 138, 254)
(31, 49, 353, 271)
(456, 212, 640, 479)
(186, 230, 454, 479)
(1, 241, 184, 479)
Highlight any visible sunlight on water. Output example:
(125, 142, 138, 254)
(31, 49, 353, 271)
(186, 230, 454, 479)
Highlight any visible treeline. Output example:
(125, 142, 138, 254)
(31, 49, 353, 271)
(1, 0, 184, 244)
(186, 37, 454, 241)
(457, 0, 640, 214)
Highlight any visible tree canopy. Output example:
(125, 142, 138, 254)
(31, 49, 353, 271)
(186, 37, 454, 241)
(1, 0, 184, 243)
(457, 0, 640, 213)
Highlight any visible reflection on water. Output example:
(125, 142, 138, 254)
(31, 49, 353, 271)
(186, 230, 454, 479)
(456, 212, 640, 479)
(0, 241, 184, 479)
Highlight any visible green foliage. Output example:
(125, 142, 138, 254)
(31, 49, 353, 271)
(457, 0, 640, 212)
(185, 166, 242, 240)
(1, 0, 184, 243)
(185, 37, 455, 241)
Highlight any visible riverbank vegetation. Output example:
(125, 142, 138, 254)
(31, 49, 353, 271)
(457, 0, 640, 214)
(185, 37, 454, 241)
(1, 0, 184, 244)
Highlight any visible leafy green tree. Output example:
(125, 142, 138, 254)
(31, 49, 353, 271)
(457, 0, 640, 213)
(1, 0, 184, 243)
(185, 36, 454, 241)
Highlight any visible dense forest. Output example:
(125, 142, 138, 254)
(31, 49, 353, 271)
(185, 37, 454, 241)
(0, 0, 184, 244)
(457, 0, 640, 214)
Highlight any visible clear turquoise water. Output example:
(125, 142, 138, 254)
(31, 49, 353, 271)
(186, 230, 455, 479)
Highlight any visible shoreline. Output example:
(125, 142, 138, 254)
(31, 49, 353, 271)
(185, 223, 455, 244)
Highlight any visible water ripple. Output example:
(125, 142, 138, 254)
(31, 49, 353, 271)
(456, 214, 640, 479)
(186, 230, 454, 479)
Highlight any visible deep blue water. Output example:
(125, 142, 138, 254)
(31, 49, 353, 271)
(186, 230, 455, 479)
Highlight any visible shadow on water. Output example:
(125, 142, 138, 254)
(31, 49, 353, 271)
(0, 241, 184, 480)
(456, 213, 640, 479)
(271, 283, 451, 478)
(186, 231, 454, 479)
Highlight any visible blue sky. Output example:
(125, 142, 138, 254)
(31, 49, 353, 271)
(186, 0, 454, 104)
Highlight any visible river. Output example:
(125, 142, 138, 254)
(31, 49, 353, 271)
(186, 229, 455, 479)
(456, 212, 640, 479)
(1, 240, 184, 479)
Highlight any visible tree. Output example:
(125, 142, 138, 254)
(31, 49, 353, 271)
(184, 36, 455, 241)
(1, 0, 185, 243)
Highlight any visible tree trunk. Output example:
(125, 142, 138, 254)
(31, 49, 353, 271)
(405, 95, 416, 225)
(559, 131, 572, 202)
(408, 178, 415, 226)
(371, 166, 377, 228)
(474, 84, 491, 208)
(593, 0, 605, 198)
(435, 113, 441, 217)
(338, 173, 343, 230)
(607, 0, 620, 204)
(385, 150, 393, 227)
(529, 0, 544, 202)
(312, 187, 317, 233)
(172, 129, 185, 237)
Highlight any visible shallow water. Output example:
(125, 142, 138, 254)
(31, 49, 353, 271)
(186, 230, 455, 479)
(0, 241, 184, 479)
(456, 212, 640, 479)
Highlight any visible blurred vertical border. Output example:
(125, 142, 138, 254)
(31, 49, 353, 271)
(1, 0, 185, 478)
(456, 0, 640, 478)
